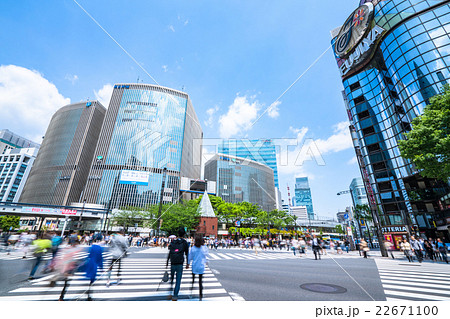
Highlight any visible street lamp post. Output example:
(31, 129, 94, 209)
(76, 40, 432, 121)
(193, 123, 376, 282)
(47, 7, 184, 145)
(77, 198, 86, 230)
(157, 167, 167, 236)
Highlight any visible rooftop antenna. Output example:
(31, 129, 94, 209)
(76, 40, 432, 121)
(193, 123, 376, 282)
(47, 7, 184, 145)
(137, 76, 140, 83)
(181, 85, 185, 92)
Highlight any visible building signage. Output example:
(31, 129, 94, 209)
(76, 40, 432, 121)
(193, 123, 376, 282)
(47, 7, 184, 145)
(335, 3, 374, 58)
(21, 207, 79, 216)
(339, 25, 385, 76)
(119, 170, 149, 186)
(381, 225, 407, 233)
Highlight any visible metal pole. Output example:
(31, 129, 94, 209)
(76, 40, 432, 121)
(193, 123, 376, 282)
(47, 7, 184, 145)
(102, 199, 111, 235)
(77, 198, 86, 230)
(61, 217, 69, 237)
(157, 168, 167, 236)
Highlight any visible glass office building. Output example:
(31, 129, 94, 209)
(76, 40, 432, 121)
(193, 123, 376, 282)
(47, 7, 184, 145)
(349, 177, 369, 207)
(83, 84, 203, 208)
(204, 154, 276, 212)
(332, 0, 450, 236)
(293, 177, 314, 220)
(218, 139, 279, 188)
(20, 101, 106, 206)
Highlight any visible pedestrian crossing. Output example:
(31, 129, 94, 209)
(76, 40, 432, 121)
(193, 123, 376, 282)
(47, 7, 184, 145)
(375, 259, 450, 301)
(0, 250, 112, 261)
(0, 257, 233, 301)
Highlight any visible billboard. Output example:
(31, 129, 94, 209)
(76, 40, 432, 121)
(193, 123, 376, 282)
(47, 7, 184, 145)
(119, 170, 149, 186)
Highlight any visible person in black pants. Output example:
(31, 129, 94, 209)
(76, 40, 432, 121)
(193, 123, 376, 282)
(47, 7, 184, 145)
(312, 235, 321, 260)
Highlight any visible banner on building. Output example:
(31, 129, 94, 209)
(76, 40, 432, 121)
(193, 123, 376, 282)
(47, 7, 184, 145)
(119, 170, 149, 186)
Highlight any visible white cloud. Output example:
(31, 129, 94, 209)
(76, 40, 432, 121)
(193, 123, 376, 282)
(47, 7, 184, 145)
(267, 101, 281, 119)
(347, 156, 358, 165)
(162, 65, 168, 72)
(64, 74, 78, 84)
(0, 65, 70, 143)
(204, 106, 219, 127)
(169, 25, 175, 32)
(184, 20, 189, 26)
(94, 83, 114, 107)
(314, 121, 353, 154)
(277, 122, 352, 177)
(218, 95, 261, 138)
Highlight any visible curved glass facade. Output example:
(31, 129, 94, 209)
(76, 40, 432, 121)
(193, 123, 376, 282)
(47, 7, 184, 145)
(84, 84, 202, 208)
(19, 101, 106, 205)
(204, 154, 276, 212)
(333, 0, 450, 233)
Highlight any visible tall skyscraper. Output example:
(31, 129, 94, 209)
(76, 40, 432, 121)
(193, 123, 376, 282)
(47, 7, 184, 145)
(0, 148, 38, 202)
(294, 177, 314, 220)
(0, 129, 40, 154)
(20, 101, 107, 206)
(332, 0, 450, 235)
(83, 84, 203, 208)
(349, 177, 369, 207)
(219, 139, 279, 188)
(204, 153, 276, 212)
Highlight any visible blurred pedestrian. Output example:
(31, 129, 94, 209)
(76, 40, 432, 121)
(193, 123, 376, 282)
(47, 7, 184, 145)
(360, 238, 369, 258)
(166, 227, 189, 301)
(400, 239, 413, 262)
(312, 235, 321, 260)
(53, 237, 84, 301)
(188, 234, 208, 301)
(84, 238, 104, 300)
(384, 240, 395, 259)
(437, 238, 448, 264)
(29, 233, 52, 279)
(410, 236, 423, 263)
(106, 230, 128, 287)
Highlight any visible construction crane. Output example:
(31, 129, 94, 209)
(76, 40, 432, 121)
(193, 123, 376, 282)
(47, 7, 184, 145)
(337, 190, 351, 196)
(287, 184, 292, 207)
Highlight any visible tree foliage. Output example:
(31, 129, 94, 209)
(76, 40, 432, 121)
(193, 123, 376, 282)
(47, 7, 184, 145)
(398, 85, 450, 181)
(0, 215, 20, 231)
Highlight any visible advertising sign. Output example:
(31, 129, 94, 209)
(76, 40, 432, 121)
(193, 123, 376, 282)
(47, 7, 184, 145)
(119, 170, 149, 186)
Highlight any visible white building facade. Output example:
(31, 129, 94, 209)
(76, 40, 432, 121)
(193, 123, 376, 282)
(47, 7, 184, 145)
(0, 148, 38, 202)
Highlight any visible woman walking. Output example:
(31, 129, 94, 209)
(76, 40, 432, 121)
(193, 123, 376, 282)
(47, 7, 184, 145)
(84, 239, 104, 300)
(400, 239, 413, 262)
(360, 239, 370, 258)
(188, 234, 209, 301)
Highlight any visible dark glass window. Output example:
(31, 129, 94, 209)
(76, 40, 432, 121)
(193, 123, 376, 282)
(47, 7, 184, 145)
(349, 81, 361, 91)
(354, 95, 365, 104)
(362, 126, 375, 136)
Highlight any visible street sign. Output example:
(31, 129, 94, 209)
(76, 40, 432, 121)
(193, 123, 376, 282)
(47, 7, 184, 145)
(344, 214, 349, 220)
(359, 219, 366, 227)
(235, 220, 241, 227)
(346, 227, 352, 236)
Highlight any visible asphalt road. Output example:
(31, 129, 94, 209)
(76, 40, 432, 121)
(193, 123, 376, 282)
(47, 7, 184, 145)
(208, 255, 386, 301)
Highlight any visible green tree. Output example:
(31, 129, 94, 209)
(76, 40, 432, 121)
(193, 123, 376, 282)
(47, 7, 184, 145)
(0, 215, 20, 231)
(398, 85, 450, 181)
(156, 202, 200, 235)
(334, 224, 345, 234)
(111, 207, 146, 232)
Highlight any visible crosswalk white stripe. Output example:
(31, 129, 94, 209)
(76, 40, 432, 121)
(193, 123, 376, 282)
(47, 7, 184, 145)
(33, 277, 219, 286)
(233, 253, 254, 259)
(208, 254, 221, 260)
(382, 283, 450, 296)
(0, 288, 231, 301)
(377, 269, 450, 278)
(383, 287, 450, 300)
(380, 275, 450, 285)
(11, 282, 224, 293)
(380, 279, 450, 290)
(216, 253, 233, 260)
(378, 272, 450, 281)
(225, 253, 245, 259)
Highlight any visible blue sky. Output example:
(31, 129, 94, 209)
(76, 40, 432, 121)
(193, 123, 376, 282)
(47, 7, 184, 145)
(0, 0, 363, 218)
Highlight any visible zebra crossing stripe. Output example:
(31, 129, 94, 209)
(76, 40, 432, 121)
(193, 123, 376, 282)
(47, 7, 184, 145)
(379, 275, 450, 285)
(378, 272, 450, 281)
(216, 253, 233, 260)
(380, 279, 450, 290)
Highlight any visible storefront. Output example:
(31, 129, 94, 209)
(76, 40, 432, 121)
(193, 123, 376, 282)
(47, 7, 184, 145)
(382, 225, 408, 250)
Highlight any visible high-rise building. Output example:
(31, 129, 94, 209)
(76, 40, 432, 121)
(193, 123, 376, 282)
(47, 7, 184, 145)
(289, 206, 308, 220)
(0, 129, 40, 154)
(331, 0, 450, 237)
(349, 177, 369, 207)
(83, 84, 203, 208)
(20, 101, 107, 206)
(294, 177, 314, 220)
(204, 153, 276, 212)
(219, 139, 279, 188)
(0, 148, 38, 202)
